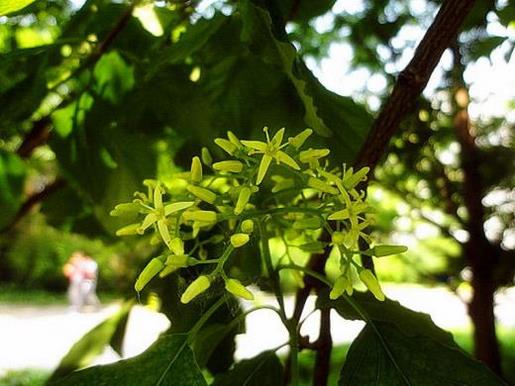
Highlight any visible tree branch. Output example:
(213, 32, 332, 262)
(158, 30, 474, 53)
(1, 178, 65, 233)
(355, 0, 477, 171)
(288, 2, 477, 382)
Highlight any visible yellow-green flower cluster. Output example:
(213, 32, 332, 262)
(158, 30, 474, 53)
(112, 127, 407, 304)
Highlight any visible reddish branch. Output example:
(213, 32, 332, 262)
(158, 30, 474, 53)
(1, 178, 65, 233)
(290, 1, 478, 385)
(354, 0, 477, 171)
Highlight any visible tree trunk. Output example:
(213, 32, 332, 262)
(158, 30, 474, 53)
(467, 244, 502, 374)
(452, 45, 503, 374)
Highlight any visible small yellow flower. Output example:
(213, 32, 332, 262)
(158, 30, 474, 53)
(241, 127, 300, 185)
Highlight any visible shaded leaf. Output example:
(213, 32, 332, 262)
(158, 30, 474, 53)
(317, 291, 506, 385)
(339, 323, 506, 386)
(49, 333, 207, 386)
(49, 300, 134, 380)
(211, 351, 283, 386)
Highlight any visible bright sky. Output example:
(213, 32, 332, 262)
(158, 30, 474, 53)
(305, 0, 515, 124)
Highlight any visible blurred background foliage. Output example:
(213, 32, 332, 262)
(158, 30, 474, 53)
(0, 0, 514, 381)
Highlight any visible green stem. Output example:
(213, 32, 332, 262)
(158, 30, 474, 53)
(277, 264, 332, 287)
(257, 222, 299, 385)
(187, 295, 227, 343)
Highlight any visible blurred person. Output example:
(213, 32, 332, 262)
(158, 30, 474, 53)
(63, 251, 100, 311)
(81, 253, 100, 310)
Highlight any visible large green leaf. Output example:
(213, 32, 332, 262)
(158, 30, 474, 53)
(49, 300, 134, 381)
(211, 351, 283, 386)
(240, 0, 332, 137)
(239, 0, 372, 162)
(0, 0, 38, 15)
(317, 291, 506, 386)
(49, 333, 207, 386)
(340, 323, 506, 386)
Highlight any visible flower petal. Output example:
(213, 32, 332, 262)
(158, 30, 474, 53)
(240, 140, 267, 152)
(276, 151, 300, 170)
(164, 201, 195, 215)
(256, 154, 272, 185)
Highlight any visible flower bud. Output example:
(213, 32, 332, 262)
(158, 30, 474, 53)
(331, 231, 346, 245)
(343, 167, 369, 189)
(134, 257, 164, 292)
(328, 209, 350, 221)
(227, 131, 242, 147)
(359, 269, 385, 301)
(299, 148, 330, 164)
(230, 233, 250, 248)
(241, 219, 254, 234)
(190, 156, 203, 183)
(160, 254, 189, 277)
(110, 202, 141, 216)
(288, 128, 312, 149)
(371, 245, 408, 257)
(116, 223, 140, 236)
(214, 138, 237, 155)
(182, 210, 217, 223)
(165, 253, 189, 267)
(181, 275, 211, 304)
(201, 147, 212, 166)
(235, 187, 251, 215)
(170, 237, 184, 256)
(187, 185, 217, 204)
(225, 278, 254, 300)
(212, 160, 243, 173)
(307, 177, 339, 195)
(330, 275, 353, 300)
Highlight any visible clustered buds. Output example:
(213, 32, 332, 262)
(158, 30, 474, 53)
(113, 127, 407, 304)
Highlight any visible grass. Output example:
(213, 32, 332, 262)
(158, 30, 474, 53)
(0, 370, 49, 386)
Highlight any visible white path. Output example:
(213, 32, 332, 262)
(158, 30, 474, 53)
(0, 285, 513, 374)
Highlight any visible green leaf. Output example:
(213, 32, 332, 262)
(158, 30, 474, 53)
(339, 323, 506, 386)
(317, 291, 506, 386)
(109, 302, 132, 356)
(49, 333, 207, 386)
(238, 1, 372, 162)
(240, 0, 331, 137)
(49, 300, 134, 381)
(211, 351, 283, 386)
(0, 0, 38, 16)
